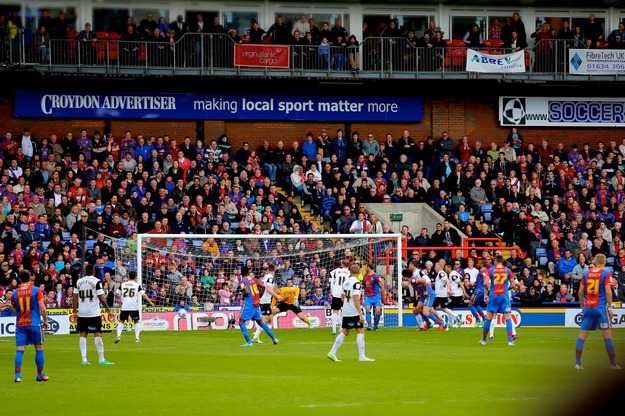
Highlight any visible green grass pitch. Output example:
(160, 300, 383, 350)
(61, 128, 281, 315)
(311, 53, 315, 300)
(2, 327, 623, 415)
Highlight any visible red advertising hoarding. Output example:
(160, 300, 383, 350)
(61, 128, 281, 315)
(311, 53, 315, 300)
(234, 44, 290, 68)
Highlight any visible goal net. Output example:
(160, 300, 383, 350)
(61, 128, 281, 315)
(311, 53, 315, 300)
(134, 233, 405, 328)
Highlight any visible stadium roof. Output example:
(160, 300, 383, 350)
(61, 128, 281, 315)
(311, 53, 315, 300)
(341, 0, 625, 7)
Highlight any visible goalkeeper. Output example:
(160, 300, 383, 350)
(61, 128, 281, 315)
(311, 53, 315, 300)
(270, 278, 312, 328)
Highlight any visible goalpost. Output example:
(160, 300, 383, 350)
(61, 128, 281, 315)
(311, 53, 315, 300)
(132, 233, 405, 328)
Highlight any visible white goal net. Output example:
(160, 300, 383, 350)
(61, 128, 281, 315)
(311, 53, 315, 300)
(134, 233, 404, 328)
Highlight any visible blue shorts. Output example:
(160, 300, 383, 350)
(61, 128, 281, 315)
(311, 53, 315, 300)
(15, 326, 44, 347)
(419, 294, 435, 308)
(364, 295, 382, 308)
(239, 305, 261, 322)
(470, 289, 487, 306)
(580, 307, 611, 331)
(486, 295, 511, 315)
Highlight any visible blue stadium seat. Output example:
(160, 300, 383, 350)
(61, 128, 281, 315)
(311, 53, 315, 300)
(607, 256, 615, 266)
(483, 210, 492, 222)
(192, 240, 204, 248)
(85, 240, 96, 250)
(41, 241, 50, 251)
(536, 248, 547, 267)
(62, 231, 71, 241)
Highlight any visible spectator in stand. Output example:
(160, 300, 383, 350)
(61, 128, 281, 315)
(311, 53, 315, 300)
(489, 18, 502, 41)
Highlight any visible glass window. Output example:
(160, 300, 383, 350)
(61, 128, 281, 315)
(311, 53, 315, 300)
(451, 16, 487, 41)
(26, 6, 77, 31)
(93, 8, 129, 33)
(223, 11, 259, 32)
(395, 15, 431, 37)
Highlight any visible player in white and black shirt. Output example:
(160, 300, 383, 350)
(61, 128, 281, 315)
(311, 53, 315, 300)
(327, 265, 374, 362)
(72, 264, 114, 366)
(252, 264, 283, 343)
(114, 271, 154, 344)
(328, 259, 351, 335)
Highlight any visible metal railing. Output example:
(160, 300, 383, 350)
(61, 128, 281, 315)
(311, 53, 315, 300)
(2, 30, 616, 81)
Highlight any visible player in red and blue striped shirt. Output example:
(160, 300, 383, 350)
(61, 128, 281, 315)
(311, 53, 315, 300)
(11, 270, 49, 382)
(575, 253, 621, 370)
(480, 255, 516, 346)
(238, 266, 278, 347)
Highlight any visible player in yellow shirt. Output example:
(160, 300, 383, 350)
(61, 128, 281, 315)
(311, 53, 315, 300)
(270, 278, 312, 327)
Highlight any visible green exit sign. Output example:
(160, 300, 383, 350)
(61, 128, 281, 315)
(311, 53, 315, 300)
(390, 213, 403, 222)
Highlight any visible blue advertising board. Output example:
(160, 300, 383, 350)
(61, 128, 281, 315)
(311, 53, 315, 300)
(14, 91, 422, 122)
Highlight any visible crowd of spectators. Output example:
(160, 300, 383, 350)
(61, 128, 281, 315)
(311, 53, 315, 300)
(2, 123, 625, 312)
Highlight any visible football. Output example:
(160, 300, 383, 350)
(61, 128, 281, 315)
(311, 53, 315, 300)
(178, 309, 188, 318)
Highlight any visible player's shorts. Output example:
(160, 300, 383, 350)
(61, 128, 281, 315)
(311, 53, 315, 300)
(580, 307, 611, 331)
(119, 310, 140, 322)
(331, 297, 343, 311)
(259, 303, 272, 316)
(276, 302, 302, 315)
(76, 316, 103, 334)
(364, 295, 383, 308)
(470, 289, 487, 307)
(419, 293, 435, 308)
(448, 295, 464, 309)
(341, 315, 364, 329)
(15, 325, 44, 347)
(239, 305, 261, 322)
(433, 296, 450, 308)
(486, 295, 511, 315)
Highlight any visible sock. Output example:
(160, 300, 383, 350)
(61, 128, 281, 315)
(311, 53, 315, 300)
(253, 325, 264, 339)
(468, 306, 480, 322)
(419, 312, 429, 326)
(366, 311, 372, 326)
(259, 322, 276, 341)
(35, 350, 45, 377)
(357, 333, 365, 358)
(575, 338, 585, 365)
(331, 313, 337, 332)
(415, 313, 424, 328)
(239, 322, 251, 343)
(134, 321, 142, 340)
(489, 318, 496, 338)
(511, 324, 517, 336)
(80, 337, 87, 361)
(506, 318, 513, 342)
(605, 338, 616, 366)
(373, 313, 381, 328)
(428, 313, 441, 325)
(95, 337, 105, 363)
(475, 305, 485, 319)
(14, 350, 24, 377)
(444, 308, 458, 321)
(482, 319, 492, 341)
(330, 332, 346, 355)
(117, 322, 123, 338)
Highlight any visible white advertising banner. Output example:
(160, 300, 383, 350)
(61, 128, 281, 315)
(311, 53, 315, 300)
(466, 49, 526, 73)
(500, 96, 625, 127)
(0, 315, 71, 337)
(569, 48, 625, 74)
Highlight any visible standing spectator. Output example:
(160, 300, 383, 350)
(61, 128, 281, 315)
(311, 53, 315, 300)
(76, 23, 98, 65)
(531, 23, 555, 72)
(511, 12, 527, 45)
(267, 15, 290, 44)
(249, 20, 267, 45)
(489, 18, 502, 41)
(584, 13, 604, 43)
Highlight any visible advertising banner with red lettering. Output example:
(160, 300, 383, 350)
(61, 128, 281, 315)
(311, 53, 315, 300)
(234, 44, 290, 68)
(142, 307, 327, 331)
